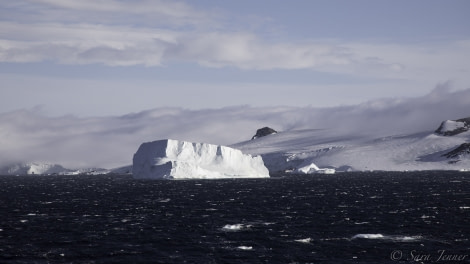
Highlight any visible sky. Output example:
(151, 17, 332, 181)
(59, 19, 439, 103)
(1, 0, 469, 116)
(1, 0, 470, 168)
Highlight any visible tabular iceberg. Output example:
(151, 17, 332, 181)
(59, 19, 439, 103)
(132, 139, 269, 179)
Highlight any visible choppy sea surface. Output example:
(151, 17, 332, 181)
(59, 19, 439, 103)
(0, 171, 469, 264)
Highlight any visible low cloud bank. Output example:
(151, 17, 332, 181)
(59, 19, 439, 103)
(1, 85, 469, 168)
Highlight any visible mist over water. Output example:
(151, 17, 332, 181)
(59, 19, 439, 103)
(1, 86, 470, 169)
(0, 171, 469, 263)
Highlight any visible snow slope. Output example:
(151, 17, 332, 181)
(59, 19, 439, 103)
(0, 162, 70, 175)
(132, 139, 269, 179)
(232, 128, 470, 172)
(438, 120, 466, 133)
(0, 162, 111, 176)
(435, 117, 470, 136)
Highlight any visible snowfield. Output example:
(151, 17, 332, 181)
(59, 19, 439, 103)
(439, 120, 466, 133)
(435, 117, 470, 136)
(0, 162, 111, 176)
(232, 127, 470, 172)
(0, 162, 69, 175)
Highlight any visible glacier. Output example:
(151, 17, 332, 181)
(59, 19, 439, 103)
(0, 162, 112, 176)
(132, 139, 269, 179)
(232, 121, 470, 172)
(0, 162, 70, 175)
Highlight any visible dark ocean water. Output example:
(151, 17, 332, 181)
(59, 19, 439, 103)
(0, 171, 469, 264)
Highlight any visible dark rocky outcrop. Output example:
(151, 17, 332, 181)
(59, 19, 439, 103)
(435, 117, 470, 136)
(442, 143, 470, 159)
(251, 127, 277, 140)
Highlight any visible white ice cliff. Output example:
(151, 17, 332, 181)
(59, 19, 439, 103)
(132, 139, 270, 179)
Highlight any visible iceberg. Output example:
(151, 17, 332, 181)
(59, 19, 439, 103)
(132, 139, 269, 179)
(297, 162, 335, 174)
(297, 163, 320, 174)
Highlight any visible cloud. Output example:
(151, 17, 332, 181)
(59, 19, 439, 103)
(164, 32, 353, 70)
(4, 0, 468, 81)
(1, 85, 469, 169)
(0, 22, 175, 66)
(5, 18, 465, 80)
(1, 0, 210, 28)
(0, 21, 353, 69)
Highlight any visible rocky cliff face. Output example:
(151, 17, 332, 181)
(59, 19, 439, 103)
(443, 143, 470, 159)
(251, 127, 277, 140)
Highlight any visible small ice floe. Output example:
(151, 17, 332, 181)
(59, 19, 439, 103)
(294, 238, 312, 244)
(157, 198, 171, 203)
(237, 246, 253, 250)
(19, 220, 28, 223)
(222, 224, 251, 231)
(459, 206, 470, 210)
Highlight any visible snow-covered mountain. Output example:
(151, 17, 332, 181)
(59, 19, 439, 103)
(0, 162, 71, 175)
(435, 117, 470, 136)
(0, 162, 111, 176)
(232, 118, 470, 172)
(2, 117, 470, 176)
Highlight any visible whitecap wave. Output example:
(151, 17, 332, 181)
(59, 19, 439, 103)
(294, 238, 312, 243)
(390, 235, 423, 242)
(237, 246, 253, 250)
(351, 234, 422, 242)
(221, 224, 251, 231)
(351, 234, 384, 239)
